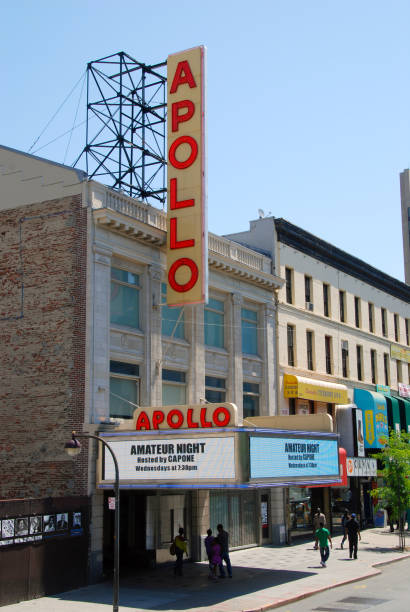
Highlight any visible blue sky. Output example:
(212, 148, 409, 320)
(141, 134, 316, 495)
(2, 1, 410, 281)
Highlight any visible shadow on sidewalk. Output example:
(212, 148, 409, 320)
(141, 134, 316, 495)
(53, 563, 316, 610)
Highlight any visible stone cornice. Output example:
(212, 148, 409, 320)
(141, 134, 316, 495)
(275, 218, 410, 303)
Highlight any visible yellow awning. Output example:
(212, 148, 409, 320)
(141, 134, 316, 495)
(284, 374, 349, 404)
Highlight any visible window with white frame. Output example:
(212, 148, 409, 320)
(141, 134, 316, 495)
(162, 369, 186, 405)
(287, 324, 295, 367)
(109, 361, 140, 419)
(325, 335, 332, 375)
(306, 330, 314, 370)
(381, 308, 388, 338)
(110, 267, 140, 329)
(204, 298, 225, 348)
(243, 382, 259, 418)
(394, 314, 399, 343)
(368, 303, 374, 333)
(242, 307, 258, 355)
(205, 376, 226, 403)
(383, 353, 390, 386)
(371, 349, 377, 384)
(161, 283, 184, 339)
(356, 345, 363, 381)
(396, 360, 403, 384)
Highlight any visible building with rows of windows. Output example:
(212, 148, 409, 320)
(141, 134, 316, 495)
(1, 144, 409, 604)
(0, 145, 290, 604)
(226, 215, 410, 533)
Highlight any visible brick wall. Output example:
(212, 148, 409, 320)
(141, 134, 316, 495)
(0, 195, 88, 500)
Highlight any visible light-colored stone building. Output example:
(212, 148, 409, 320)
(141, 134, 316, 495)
(0, 145, 288, 603)
(226, 215, 410, 530)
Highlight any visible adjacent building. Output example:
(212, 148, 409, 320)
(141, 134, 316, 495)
(226, 215, 410, 533)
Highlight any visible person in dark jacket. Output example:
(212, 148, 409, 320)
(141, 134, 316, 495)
(345, 512, 361, 559)
(216, 523, 232, 578)
(340, 510, 349, 549)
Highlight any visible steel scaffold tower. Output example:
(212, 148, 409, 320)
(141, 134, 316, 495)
(74, 52, 167, 205)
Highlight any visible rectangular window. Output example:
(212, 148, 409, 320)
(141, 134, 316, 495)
(162, 369, 186, 406)
(396, 360, 403, 384)
(342, 341, 349, 378)
(205, 376, 226, 403)
(306, 330, 314, 370)
(368, 303, 374, 333)
(406, 319, 410, 346)
(383, 353, 390, 386)
(109, 361, 140, 419)
(356, 345, 363, 381)
(305, 275, 312, 305)
(370, 349, 377, 384)
(242, 308, 258, 355)
(381, 308, 387, 338)
(287, 324, 295, 366)
(339, 290, 346, 323)
(288, 398, 296, 415)
(394, 314, 399, 342)
(325, 335, 332, 374)
(285, 267, 293, 304)
(110, 267, 140, 329)
(204, 298, 224, 348)
(161, 283, 184, 339)
(354, 296, 361, 328)
(243, 382, 259, 418)
(323, 283, 330, 317)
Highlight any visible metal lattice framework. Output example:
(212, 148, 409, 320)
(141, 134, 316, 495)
(74, 52, 167, 205)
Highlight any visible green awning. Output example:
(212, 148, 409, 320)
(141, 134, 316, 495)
(386, 396, 401, 433)
(398, 397, 410, 434)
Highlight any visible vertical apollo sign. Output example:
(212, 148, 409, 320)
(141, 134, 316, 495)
(167, 46, 207, 306)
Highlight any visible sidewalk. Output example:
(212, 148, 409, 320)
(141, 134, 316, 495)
(2, 528, 409, 612)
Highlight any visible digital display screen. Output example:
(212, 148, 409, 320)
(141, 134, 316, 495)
(103, 437, 235, 481)
(250, 436, 339, 479)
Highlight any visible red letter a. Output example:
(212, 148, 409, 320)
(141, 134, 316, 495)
(170, 60, 197, 93)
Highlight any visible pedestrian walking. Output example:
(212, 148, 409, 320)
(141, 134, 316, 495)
(313, 507, 326, 549)
(340, 509, 349, 549)
(204, 528, 215, 578)
(173, 527, 188, 576)
(345, 512, 361, 559)
(216, 523, 232, 578)
(314, 521, 332, 567)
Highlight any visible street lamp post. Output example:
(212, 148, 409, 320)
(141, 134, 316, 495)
(65, 431, 120, 612)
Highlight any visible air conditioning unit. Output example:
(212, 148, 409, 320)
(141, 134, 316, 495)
(341, 340, 348, 351)
(305, 302, 314, 312)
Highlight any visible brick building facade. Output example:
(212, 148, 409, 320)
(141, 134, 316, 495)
(0, 147, 90, 604)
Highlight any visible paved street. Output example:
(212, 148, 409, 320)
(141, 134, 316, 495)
(2, 528, 409, 612)
(273, 556, 410, 611)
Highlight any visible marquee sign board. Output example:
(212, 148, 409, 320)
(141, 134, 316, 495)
(166, 46, 207, 306)
(113, 402, 238, 431)
(102, 436, 236, 482)
(249, 434, 339, 481)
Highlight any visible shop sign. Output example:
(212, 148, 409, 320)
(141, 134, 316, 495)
(114, 402, 238, 431)
(166, 46, 207, 306)
(398, 383, 410, 398)
(354, 389, 388, 449)
(390, 344, 410, 364)
(249, 436, 339, 479)
(283, 374, 348, 404)
(346, 457, 377, 477)
(102, 436, 235, 481)
(376, 385, 391, 395)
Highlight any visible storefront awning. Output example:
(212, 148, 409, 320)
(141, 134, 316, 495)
(353, 388, 388, 449)
(284, 374, 349, 404)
